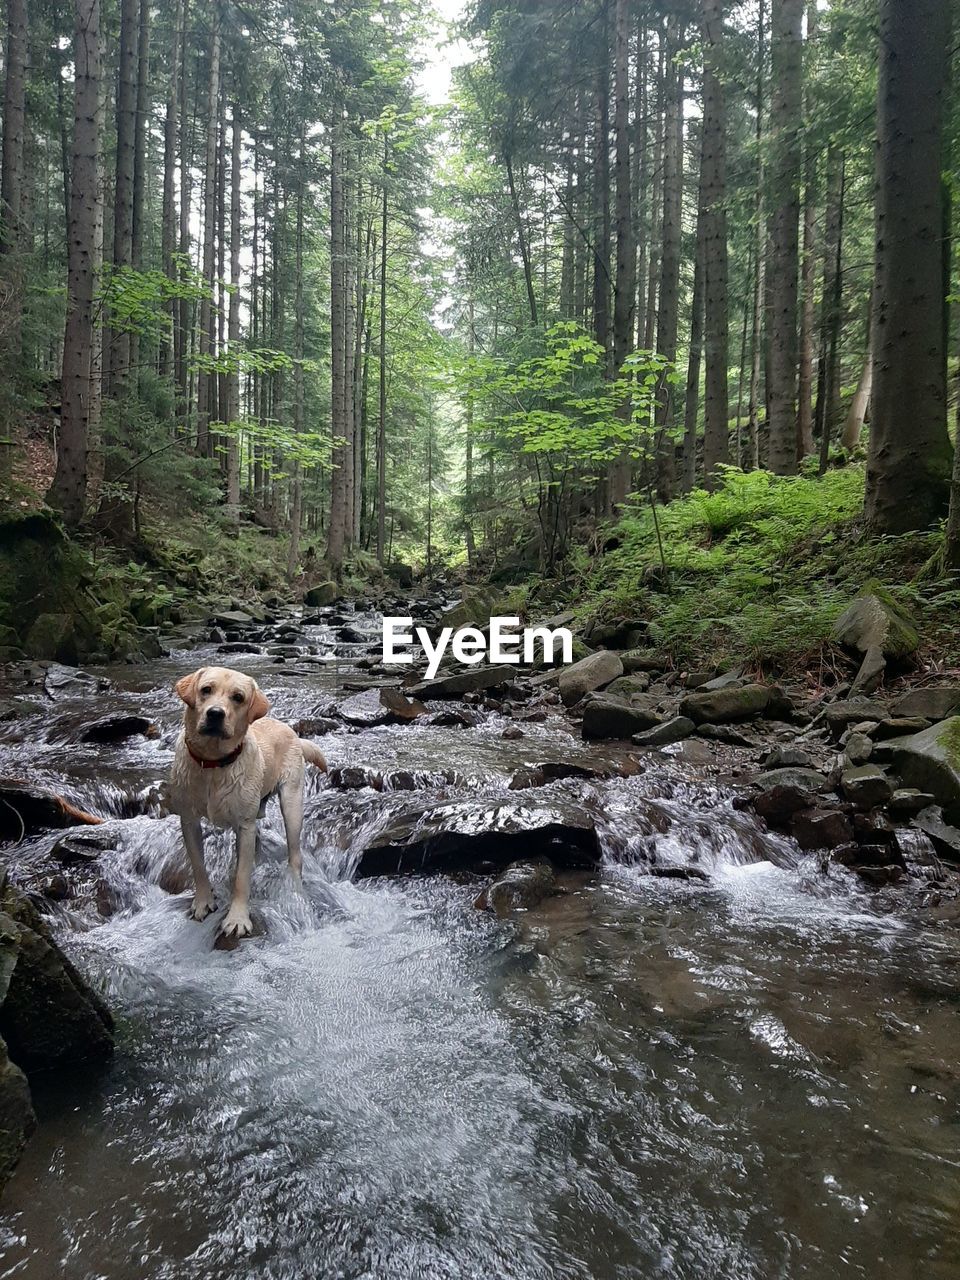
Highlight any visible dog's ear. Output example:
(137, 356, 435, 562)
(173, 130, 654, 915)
(175, 669, 203, 708)
(249, 682, 270, 722)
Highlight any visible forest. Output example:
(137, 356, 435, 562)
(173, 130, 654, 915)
(4, 3, 960, 1273)
(0, 0, 957, 674)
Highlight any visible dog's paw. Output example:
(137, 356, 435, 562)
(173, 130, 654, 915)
(219, 908, 254, 940)
(188, 892, 217, 921)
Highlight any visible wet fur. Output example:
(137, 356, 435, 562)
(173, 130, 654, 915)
(169, 666, 327, 940)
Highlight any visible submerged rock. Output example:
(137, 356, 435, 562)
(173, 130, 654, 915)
(379, 687, 428, 721)
(77, 714, 159, 744)
(477, 861, 556, 915)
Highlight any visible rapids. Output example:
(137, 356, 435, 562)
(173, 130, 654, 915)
(0, 607, 957, 1279)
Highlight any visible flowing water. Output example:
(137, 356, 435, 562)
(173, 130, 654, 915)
(0, 609, 958, 1279)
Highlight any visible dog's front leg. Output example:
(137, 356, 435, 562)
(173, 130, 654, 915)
(220, 822, 257, 939)
(182, 815, 216, 921)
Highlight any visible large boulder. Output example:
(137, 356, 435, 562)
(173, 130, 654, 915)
(890, 687, 960, 721)
(558, 651, 623, 706)
(304, 581, 338, 607)
(886, 717, 960, 823)
(581, 692, 661, 740)
(840, 764, 894, 809)
(0, 876, 114, 1072)
(830, 582, 919, 660)
(0, 918, 34, 1190)
(679, 682, 777, 725)
(632, 716, 695, 747)
(24, 613, 78, 664)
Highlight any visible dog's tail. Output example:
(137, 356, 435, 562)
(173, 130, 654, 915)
(299, 739, 328, 771)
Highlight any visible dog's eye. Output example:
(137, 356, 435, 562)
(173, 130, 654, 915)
(200, 685, 212, 696)
(231, 692, 245, 704)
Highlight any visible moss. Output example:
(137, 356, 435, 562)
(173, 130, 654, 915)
(938, 718, 960, 771)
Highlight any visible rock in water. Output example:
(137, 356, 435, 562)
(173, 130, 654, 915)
(830, 582, 919, 659)
(0, 875, 114, 1072)
(303, 581, 338, 607)
(479, 861, 556, 915)
(557, 651, 624, 706)
(410, 666, 515, 698)
(379, 687, 428, 721)
(632, 716, 695, 747)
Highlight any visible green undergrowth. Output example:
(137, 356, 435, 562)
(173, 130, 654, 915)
(562, 466, 960, 674)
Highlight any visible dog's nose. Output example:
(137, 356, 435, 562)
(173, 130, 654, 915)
(205, 706, 226, 723)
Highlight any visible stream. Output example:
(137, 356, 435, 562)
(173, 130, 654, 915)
(0, 604, 958, 1279)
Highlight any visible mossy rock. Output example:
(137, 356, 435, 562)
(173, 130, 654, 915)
(888, 717, 960, 824)
(304, 581, 338, 607)
(830, 580, 919, 660)
(24, 613, 78, 664)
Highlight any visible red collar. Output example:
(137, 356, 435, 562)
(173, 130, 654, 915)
(187, 739, 245, 769)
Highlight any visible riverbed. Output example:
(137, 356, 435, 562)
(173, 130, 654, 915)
(0, 607, 958, 1279)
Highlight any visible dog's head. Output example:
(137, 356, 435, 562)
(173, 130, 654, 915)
(174, 666, 270, 745)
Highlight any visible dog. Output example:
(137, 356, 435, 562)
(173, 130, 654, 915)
(169, 666, 327, 940)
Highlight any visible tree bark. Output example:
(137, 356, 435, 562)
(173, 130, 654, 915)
(817, 151, 843, 475)
(796, 1, 817, 460)
(865, 0, 953, 533)
(225, 103, 242, 517)
(196, 5, 221, 457)
(841, 308, 872, 451)
(652, 17, 683, 502)
(608, 0, 636, 508)
(0, 0, 27, 256)
(47, 0, 101, 527)
(376, 133, 388, 564)
(701, 0, 729, 489)
(746, 0, 765, 471)
(765, 0, 803, 475)
(326, 116, 347, 571)
(160, 0, 184, 379)
(682, 163, 705, 495)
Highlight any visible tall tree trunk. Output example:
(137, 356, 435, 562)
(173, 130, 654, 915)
(0, 0, 27, 256)
(326, 117, 347, 571)
(643, 32, 664, 352)
(47, 0, 101, 527)
(817, 151, 844, 475)
(342, 151, 356, 551)
(652, 18, 683, 502)
(129, 0, 150, 388)
(796, 1, 817, 460)
(701, 0, 729, 489)
(175, 0, 192, 432)
(225, 102, 242, 517)
(376, 133, 388, 564)
(592, 8, 611, 369)
(866, 0, 953, 533)
(505, 151, 538, 328)
(196, 5, 221, 457)
(0, 0, 27, 272)
(841, 307, 872, 451)
(608, 0, 636, 508)
(765, 0, 803, 475)
(160, 0, 184, 380)
(746, 0, 765, 471)
(287, 123, 306, 579)
(682, 169, 705, 495)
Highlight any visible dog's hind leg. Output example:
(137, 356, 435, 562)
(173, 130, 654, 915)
(278, 781, 304, 883)
(182, 816, 216, 921)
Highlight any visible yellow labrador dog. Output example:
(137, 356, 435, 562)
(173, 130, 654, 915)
(169, 666, 326, 940)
